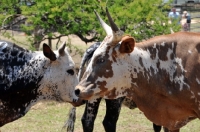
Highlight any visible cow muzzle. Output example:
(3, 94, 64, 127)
(70, 98, 85, 107)
(75, 85, 94, 100)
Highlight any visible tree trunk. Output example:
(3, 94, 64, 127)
(48, 38, 52, 49)
(33, 26, 43, 50)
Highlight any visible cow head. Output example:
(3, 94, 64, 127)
(39, 42, 84, 106)
(75, 8, 135, 100)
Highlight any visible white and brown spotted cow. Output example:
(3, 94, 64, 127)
(0, 40, 83, 127)
(75, 8, 200, 131)
(74, 42, 162, 132)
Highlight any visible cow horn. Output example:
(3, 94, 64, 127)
(58, 41, 66, 56)
(94, 10, 112, 35)
(106, 7, 119, 32)
(105, 7, 124, 45)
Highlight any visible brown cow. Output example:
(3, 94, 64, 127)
(75, 8, 200, 131)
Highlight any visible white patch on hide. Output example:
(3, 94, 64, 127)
(0, 42, 8, 53)
(188, 50, 192, 54)
(196, 78, 200, 84)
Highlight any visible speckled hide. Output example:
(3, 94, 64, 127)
(0, 40, 82, 127)
(75, 8, 200, 131)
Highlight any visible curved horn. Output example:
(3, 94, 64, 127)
(58, 41, 66, 56)
(106, 7, 119, 32)
(94, 10, 112, 35)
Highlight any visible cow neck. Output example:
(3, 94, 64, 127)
(125, 40, 186, 98)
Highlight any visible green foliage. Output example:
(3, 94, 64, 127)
(0, 0, 18, 27)
(21, 0, 99, 37)
(103, 0, 180, 41)
(0, 0, 179, 47)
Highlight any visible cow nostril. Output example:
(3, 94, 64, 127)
(75, 89, 80, 96)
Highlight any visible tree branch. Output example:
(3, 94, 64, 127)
(74, 32, 98, 44)
(1, 14, 27, 31)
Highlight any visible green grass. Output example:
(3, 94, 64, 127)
(1, 101, 200, 132)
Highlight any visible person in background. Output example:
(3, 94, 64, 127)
(181, 14, 189, 31)
(183, 11, 191, 31)
(168, 8, 180, 24)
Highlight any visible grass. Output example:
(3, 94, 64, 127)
(0, 101, 72, 132)
(1, 101, 200, 132)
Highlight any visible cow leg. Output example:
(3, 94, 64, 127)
(153, 123, 162, 132)
(103, 97, 125, 132)
(81, 98, 102, 132)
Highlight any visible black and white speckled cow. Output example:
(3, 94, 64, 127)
(75, 8, 200, 131)
(0, 40, 83, 127)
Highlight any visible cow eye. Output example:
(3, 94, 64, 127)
(96, 58, 105, 64)
(67, 69, 74, 75)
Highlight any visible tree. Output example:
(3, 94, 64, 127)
(105, 0, 179, 41)
(0, 0, 178, 50)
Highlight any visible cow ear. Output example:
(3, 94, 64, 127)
(119, 36, 135, 53)
(43, 43, 57, 61)
(58, 41, 66, 56)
